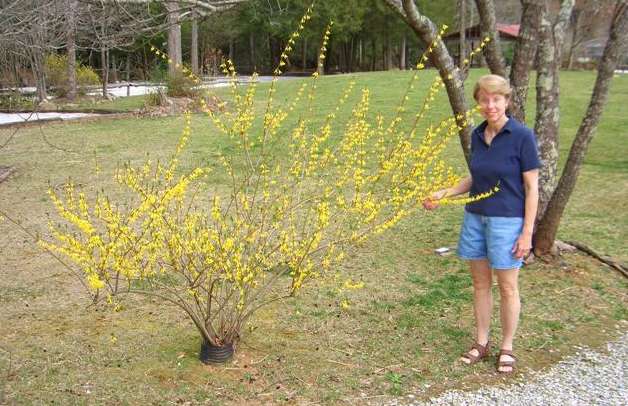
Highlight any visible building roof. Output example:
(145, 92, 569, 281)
(443, 24, 520, 40)
(496, 24, 520, 37)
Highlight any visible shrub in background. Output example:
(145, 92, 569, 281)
(44, 54, 100, 97)
(0, 92, 35, 111)
(166, 71, 198, 98)
(76, 65, 101, 96)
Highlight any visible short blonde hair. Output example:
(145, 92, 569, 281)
(473, 74, 512, 101)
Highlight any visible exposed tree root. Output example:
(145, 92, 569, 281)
(563, 240, 628, 279)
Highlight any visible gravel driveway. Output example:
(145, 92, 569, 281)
(383, 331, 627, 406)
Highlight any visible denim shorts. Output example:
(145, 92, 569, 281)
(457, 211, 524, 270)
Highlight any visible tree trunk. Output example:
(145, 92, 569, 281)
(565, 10, 582, 70)
(101, 47, 109, 98)
(534, 3, 627, 255)
(371, 38, 376, 71)
(384, 0, 472, 164)
(358, 38, 363, 69)
(229, 39, 234, 61)
(508, 0, 543, 123)
(250, 32, 256, 71)
(474, 0, 507, 77)
(191, 15, 199, 74)
(269, 35, 279, 70)
(458, 0, 466, 69)
(126, 54, 131, 82)
(400, 34, 406, 70)
(566, 44, 576, 70)
(166, 1, 182, 77)
(349, 37, 355, 72)
(142, 47, 149, 80)
(386, 35, 393, 70)
(111, 53, 118, 83)
(339, 42, 346, 72)
(534, 0, 574, 220)
(31, 51, 47, 102)
(301, 36, 307, 71)
(66, 0, 78, 101)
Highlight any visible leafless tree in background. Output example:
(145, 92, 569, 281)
(508, 0, 543, 123)
(473, 0, 507, 77)
(384, 0, 474, 164)
(0, 0, 65, 101)
(534, 2, 628, 254)
(565, 0, 616, 69)
(533, 0, 575, 220)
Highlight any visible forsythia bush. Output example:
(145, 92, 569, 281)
(40, 8, 493, 359)
(45, 54, 101, 97)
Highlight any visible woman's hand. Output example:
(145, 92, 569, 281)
(422, 189, 448, 210)
(512, 232, 533, 259)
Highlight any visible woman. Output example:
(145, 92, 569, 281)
(423, 74, 540, 373)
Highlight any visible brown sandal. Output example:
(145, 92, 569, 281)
(460, 341, 490, 365)
(496, 349, 517, 374)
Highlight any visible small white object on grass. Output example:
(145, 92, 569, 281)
(434, 247, 453, 256)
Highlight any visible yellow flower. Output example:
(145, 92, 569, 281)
(87, 273, 105, 290)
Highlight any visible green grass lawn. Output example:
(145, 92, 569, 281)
(0, 69, 626, 404)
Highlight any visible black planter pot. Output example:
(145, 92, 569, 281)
(199, 340, 234, 364)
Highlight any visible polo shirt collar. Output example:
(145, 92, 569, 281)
(476, 116, 514, 145)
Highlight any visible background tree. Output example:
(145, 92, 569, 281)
(0, 0, 65, 101)
(565, 0, 616, 69)
(508, 0, 543, 122)
(473, 0, 506, 76)
(65, 0, 78, 101)
(533, 2, 628, 254)
(82, 1, 163, 97)
(384, 0, 474, 163)
(413, 0, 624, 255)
(533, 0, 575, 219)
(157, 0, 248, 77)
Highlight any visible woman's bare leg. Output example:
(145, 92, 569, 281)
(495, 268, 520, 372)
(460, 259, 493, 364)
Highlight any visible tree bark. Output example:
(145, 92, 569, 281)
(66, 0, 78, 101)
(385, 29, 392, 70)
(101, 47, 109, 98)
(508, 0, 543, 123)
(166, 1, 182, 77)
(301, 36, 307, 71)
(31, 51, 47, 102)
(370, 38, 376, 71)
(400, 34, 406, 70)
(250, 32, 256, 71)
(473, 0, 507, 77)
(126, 54, 131, 82)
(358, 37, 363, 70)
(458, 0, 466, 69)
(384, 0, 472, 164)
(111, 53, 118, 83)
(533, 3, 627, 255)
(534, 0, 574, 220)
(191, 15, 199, 74)
(349, 37, 355, 72)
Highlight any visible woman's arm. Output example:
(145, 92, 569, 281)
(423, 176, 473, 210)
(512, 169, 539, 258)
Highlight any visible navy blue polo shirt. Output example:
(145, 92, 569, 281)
(465, 117, 540, 218)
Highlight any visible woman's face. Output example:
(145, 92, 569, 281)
(476, 89, 509, 124)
